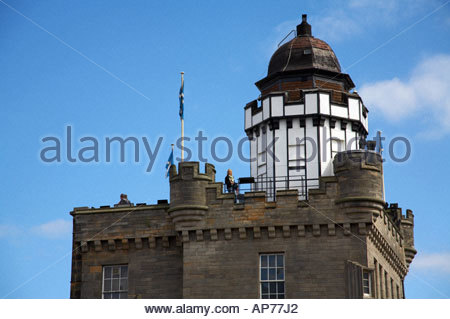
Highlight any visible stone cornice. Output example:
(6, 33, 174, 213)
(75, 234, 180, 253)
(176, 223, 369, 243)
(74, 222, 373, 254)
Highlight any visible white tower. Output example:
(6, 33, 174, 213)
(244, 15, 369, 199)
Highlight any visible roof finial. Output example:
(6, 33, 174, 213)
(297, 13, 312, 37)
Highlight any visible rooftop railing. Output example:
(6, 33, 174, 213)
(224, 175, 320, 202)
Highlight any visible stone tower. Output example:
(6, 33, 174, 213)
(69, 15, 416, 299)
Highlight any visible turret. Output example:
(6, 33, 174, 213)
(333, 150, 385, 220)
(168, 162, 215, 229)
(400, 209, 417, 267)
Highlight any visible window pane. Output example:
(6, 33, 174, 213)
(269, 268, 276, 280)
(112, 292, 120, 299)
(120, 279, 128, 291)
(103, 279, 112, 292)
(120, 292, 128, 299)
(278, 294, 285, 299)
(261, 282, 268, 294)
(103, 293, 111, 299)
(104, 267, 112, 279)
(260, 254, 285, 299)
(121, 266, 128, 278)
(112, 267, 120, 279)
(260, 255, 267, 268)
(260, 268, 268, 281)
(112, 279, 119, 291)
(277, 282, 285, 294)
(269, 282, 277, 294)
(269, 255, 275, 267)
(277, 268, 284, 280)
(277, 255, 284, 267)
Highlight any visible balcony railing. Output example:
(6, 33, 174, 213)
(224, 176, 320, 202)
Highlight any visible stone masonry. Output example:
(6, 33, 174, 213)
(70, 150, 416, 298)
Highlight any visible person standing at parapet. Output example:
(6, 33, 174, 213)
(225, 169, 239, 194)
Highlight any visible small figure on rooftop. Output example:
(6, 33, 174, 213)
(225, 169, 239, 194)
(118, 193, 131, 205)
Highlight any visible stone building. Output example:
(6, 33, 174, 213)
(69, 15, 416, 299)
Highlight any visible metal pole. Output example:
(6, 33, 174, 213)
(180, 72, 184, 162)
(181, 119, 184, 162)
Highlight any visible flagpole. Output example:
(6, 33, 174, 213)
(180, 72, 184, 162)
(166, 144, 175, 179)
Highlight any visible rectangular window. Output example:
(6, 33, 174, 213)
(379, 265, 384, 298)
(396, 285, 400, 299)
(362, 270, 372, 297)
(331, 138, 344, 159)
(373, 259, 378, 298)
(384, 271, 389, 299)
(391, 278, 394, 299)
(102, 265, 128, 299)
(260, 254, 285, 299)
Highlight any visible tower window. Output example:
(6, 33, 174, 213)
(379, 265, 384, 298)
(102, 265, 128, 299)
(260, 254, 285, 299)
(391, 278, 394, 299)
(331, 138, 344, 158)
(286, 119, 293, 129)
(373, 259, 379, 298)
(384, 271, 389, 299)
(362, 270, 372, 297)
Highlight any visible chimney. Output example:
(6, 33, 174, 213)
(297, 14, 312, 37)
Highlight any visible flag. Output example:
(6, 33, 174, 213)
(165, 149, 174, 178)
(179, 74, 184, 120)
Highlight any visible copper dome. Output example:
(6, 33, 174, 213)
(267, 15, 341, 76)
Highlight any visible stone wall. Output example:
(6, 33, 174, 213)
(70, 204, 182, 298)
(182, 225, 366, 298)
(70, 153, 414, 299)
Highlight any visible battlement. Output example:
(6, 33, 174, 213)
(333, 150, 382, 173)
(70, 201, 169, 216)
(169, 161, 216, 182)
(403, 209, 415, 221)
(400, 208, 416, 267)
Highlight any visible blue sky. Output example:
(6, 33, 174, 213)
(0, 0, 449, 298)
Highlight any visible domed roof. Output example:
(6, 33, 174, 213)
(267, 15, 341, 76)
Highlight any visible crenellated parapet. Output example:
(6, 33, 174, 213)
(383, 204, 417, 269)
